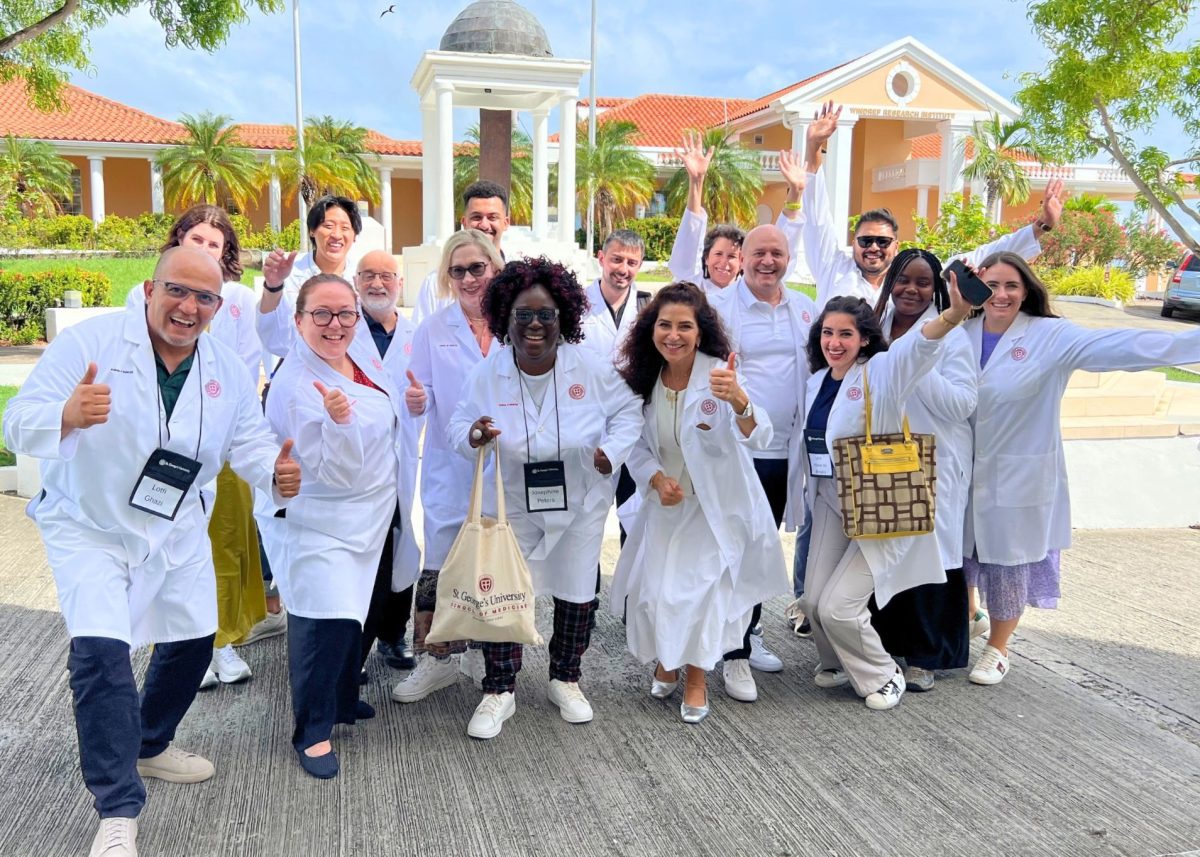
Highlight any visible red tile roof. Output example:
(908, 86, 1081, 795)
(0, 79, 183, 144)
(578, 97, 629, 109)
(591, 94, 755, 147)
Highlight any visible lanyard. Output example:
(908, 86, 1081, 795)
(514, 351, 561, 463)
(155, 343, 203, 461)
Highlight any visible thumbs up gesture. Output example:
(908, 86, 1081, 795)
(313, 380, 352, 425)
(709, 353, 741, 402)
(272, 438, 302, 498)
(404, 369, 427, 416)
(61, 362, 111, 436)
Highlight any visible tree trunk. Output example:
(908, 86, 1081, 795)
(0, 0, 82, 53)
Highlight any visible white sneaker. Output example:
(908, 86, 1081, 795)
(198, 668, 218, 691)
(89, 817, 137, 857)
(459, 648, 485, 690)
(234, 609, 287, 646)
(722, 658, 757, 702)
(390, 654, 459, 703)
(211, 645, 251, 684)
(970, 609, 991, 641)
(865, 670, 906, 711)
(547, 679, 594, 723)
(748, 632, 783, 672)
(969, 645, 1010, 685)
(466, 692, 515, 739)
(813, 667, 850, 689)
(904, 665, 935, 692)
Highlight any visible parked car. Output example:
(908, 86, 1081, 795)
(1161, 252, 1200, 317)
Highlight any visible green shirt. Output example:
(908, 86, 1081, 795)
(154, 350, 196, 421)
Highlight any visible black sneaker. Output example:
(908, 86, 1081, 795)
(378, 638, 416, 671)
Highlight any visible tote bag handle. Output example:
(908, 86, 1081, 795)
(861, 362, 913, 445)
(467, 443, 506, 525)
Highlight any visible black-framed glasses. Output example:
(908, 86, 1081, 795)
(855, 235, 895, 250)
(357, 270, 398, 284)
(513, 308, 559, 325)
(154, 280, 223, 309)
(448, 262, 490, 280)
(301, 308, 360, 327)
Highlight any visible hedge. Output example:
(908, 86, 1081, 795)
(0, 268, 112, 344)
(576, 216, 682, 262)
(1050, 266, 1135, 304)
(0, 213, 301, 253)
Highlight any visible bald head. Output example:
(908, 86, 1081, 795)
(742, 224, 790, 298)
(355, 250, 401, 319)
(153, 245, 223, 290)
(143, 246, 223, 359)
(356, 250, 398, 275)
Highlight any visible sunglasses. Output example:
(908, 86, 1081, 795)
(301, 309, 360, 327)
(513, 308, 559, 325)
(448, 262, 490, 280)
(855, 235, 895, 250)
(155, 280, 223, 309)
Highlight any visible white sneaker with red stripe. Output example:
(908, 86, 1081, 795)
(969, 645, 1010, 685)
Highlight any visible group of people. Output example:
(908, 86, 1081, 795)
(7, 99, 1200, 857)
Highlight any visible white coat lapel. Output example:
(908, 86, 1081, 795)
(982, 312, 1032, 377)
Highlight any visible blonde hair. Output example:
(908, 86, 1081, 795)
(437, 229, 503, 300)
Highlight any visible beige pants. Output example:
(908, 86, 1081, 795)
(799, 479, 897, 697)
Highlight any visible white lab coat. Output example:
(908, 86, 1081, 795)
(880, 303, 977, 569)
(801, 166, 1044, 310)
(257, 254, 325, 358)
(804, 329, 946, 607)
(578, 278, 641, 366)
(412, 269, 453, 327)
(713, 280, 818, 531)
(667, 207, 807, 293)
(448, 344, 644, 603)
(610, 354, 790, 666)
(410, 301, 490, 570)
(965, 313, 1200, 566)
(3, 310, 285, 647)
(265, 335, 403, 623)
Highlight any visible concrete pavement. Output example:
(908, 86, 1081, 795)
(0, 494, 1197, 857)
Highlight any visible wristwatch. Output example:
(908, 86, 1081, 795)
(1034, 218, 1051, 233)
(263, 282, 285, 293)
(736, 400, 754, 420)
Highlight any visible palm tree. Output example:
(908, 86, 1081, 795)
(1064, 193, 1119, 215)
(155, 112, 262, 213)
(577, 120, 655, 240)
(453, 123, 534, 224)
(959, 113, 1047, 222)
(0, 135, 75, 217)
(268, 116, 380, 206)
(662, 127, 764, 227)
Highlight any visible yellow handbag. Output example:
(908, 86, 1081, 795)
(831, 362, 937, 540)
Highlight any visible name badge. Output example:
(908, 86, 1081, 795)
(805, 431, 833, 478)
(129, 447, 202, 520)
(524, 460, 568, 513)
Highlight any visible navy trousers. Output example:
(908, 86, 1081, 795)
(67, 633, 213, 818)
(287, 614, 362, 752)
(360, 510, 413, 668)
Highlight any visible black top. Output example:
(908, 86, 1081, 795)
(805, 371, 843, 436)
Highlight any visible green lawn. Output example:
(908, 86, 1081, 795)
(1153, 366, 1200, 384)
(0, 257, 258, 306)
(0, 385, 17, 466)
(637, 268, 819, 301)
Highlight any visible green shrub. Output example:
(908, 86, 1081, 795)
(618, 216, 681, 262)
(0, 212, 300, 254)
(1051, 266, 1135, 303)
(1035, 266, 1071, 292)
(0, 268, 112, 343)
(0, 214, 97, 250)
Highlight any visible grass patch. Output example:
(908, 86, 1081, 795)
(0, 385, 17, 467)
(1153, 366, 1200, 384)
(788, 282, 817, 300)
(0, 257, 257, 306)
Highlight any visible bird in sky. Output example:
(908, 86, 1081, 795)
(381, 4, 396, 16)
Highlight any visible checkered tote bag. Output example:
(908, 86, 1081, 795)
(830, 363, 937, 540)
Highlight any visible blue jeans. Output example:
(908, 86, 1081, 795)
(792, 503, 813, 598)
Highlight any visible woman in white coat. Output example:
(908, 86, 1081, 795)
(392, 229, 503, 705)
(265, 274, 404, 779)
(451, 257, 643, 740)
(861, 249, 978, 693)
(611, 283, 789, 722)
(799, 281, 973, 711)
(964, 251, 1200, 686)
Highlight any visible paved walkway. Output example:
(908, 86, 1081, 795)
(0, 494, 1197, 857)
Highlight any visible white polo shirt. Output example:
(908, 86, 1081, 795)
(735, 282, 799, 459)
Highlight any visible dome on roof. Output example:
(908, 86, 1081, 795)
(439, 0, 553, 57)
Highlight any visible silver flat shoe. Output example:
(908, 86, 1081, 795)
(680, 697, 709, 724)
(650, 668, 679, 699)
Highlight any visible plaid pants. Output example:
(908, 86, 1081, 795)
(481, 597, 599, 694)
(413, 568, 468, 657)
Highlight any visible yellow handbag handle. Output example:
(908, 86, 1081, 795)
(860, 362, 919, 474)
(862, 363, 913, 445)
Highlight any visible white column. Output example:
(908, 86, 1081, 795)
(420, 103, 437, 243)
(557, 95, 577, 244)
(149, 160, 164, 214)
(531, 108, 549, 240)
(87, 156, 105, 224)
(269, 157, 282, 231)
(823, 112, 857, 247)
(436, 83, 455, 243)
(938, 118, 972, 202)
(916, 186, 930, 220)
(785, 111, 809, 154)
(379, 167, 393, 253)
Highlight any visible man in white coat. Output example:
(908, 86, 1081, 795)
(3, 247, 301, 857)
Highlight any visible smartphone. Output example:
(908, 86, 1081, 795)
(943, 259, 993, 307)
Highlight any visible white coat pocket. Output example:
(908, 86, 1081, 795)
(995, 452, 1057, 508)
(288, 496, 378, 551)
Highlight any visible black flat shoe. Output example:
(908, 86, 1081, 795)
(378, 639, 416, 671)
(355, 699, 376, 719)
(297, 748, 339, 779)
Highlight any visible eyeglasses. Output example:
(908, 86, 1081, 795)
(448, 262, 490, 280)
(855, 235, 895, 250)
(357, 270, 398, 284)
(301, 308, 360, 327)
(513, 308, 559, 325)
(154, 280, 223, 309)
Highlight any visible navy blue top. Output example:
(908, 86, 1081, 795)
(365, 313, 394, 358)
(805, 371, 844, 435)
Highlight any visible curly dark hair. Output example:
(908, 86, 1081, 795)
(617, 282, 732, 402)
(807, 295, 889, 373)
(160, 204, 243, 282)
(482, 256, 590, 343)
(872, 248, 946, 321)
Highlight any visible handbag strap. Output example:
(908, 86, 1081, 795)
(467, 443, 507, 525)
(861, 360, 913, 443)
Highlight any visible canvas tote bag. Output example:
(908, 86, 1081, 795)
(426, 445, 543, 645)
(830, 362, 937, 540)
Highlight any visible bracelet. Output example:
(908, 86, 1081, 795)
(263, 282, 285, 294)
(784, 202, 803, 211)
(939, 310, 964, 327)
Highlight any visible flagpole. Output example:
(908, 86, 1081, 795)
(585, 0, 597, 255)
(292, 0, 307, 227)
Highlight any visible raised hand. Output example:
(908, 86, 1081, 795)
(404, 369, 426, 416)
(779, 149, 808, 195)
(1041, 178, 1067, 230)
(468, 416, 501, 448)
(944, 269, 975, 323)
(264, 249, 298, 289)
(708, 353, 745, 406)
(650, 471, 684, 507)
(594, 448, 612, 475)
(61, 362, 111, 435)
(313, 380, 352, 425)
(806, 100, 842, 164)
(273, 439, 302, 498)
(676, 130, 714, 182)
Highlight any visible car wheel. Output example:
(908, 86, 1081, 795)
(1161, 304, 1176, 318)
